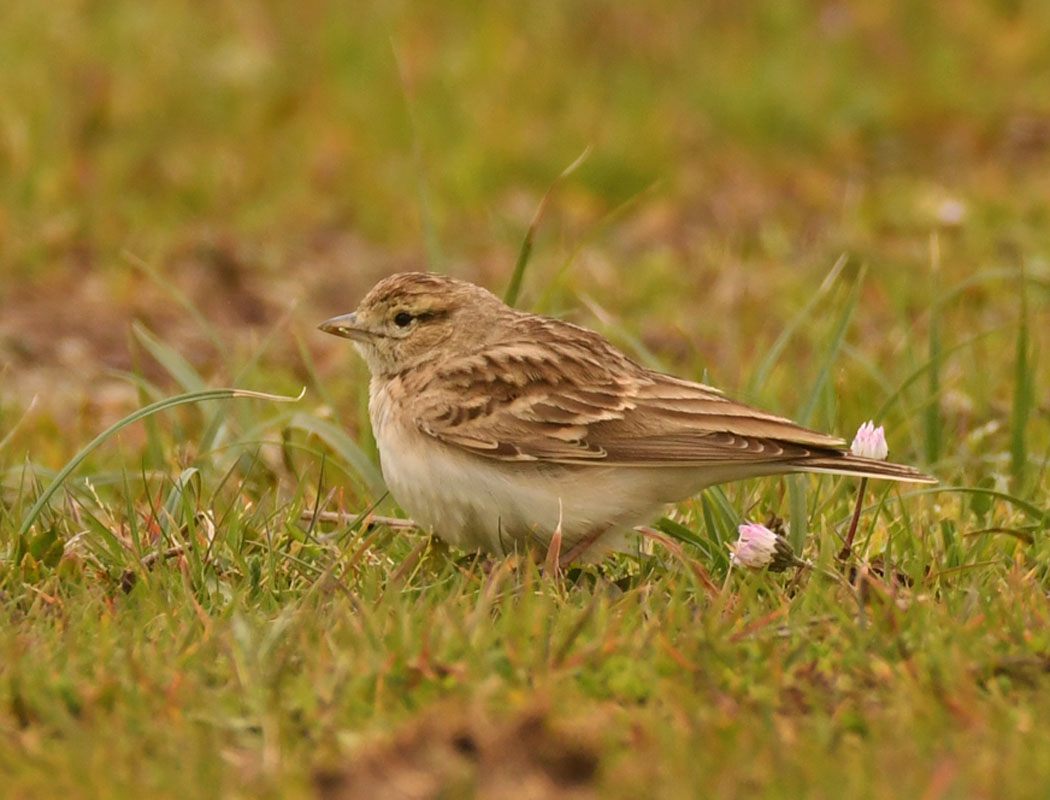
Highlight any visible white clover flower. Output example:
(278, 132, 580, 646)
(850, 420, 888, 461)
(730, 521, 804, 572)
(729, 522, 779, 569)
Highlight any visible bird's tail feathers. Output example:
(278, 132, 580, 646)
(793, 455, 936, 484)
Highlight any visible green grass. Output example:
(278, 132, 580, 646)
(2, 1, 1049, 797)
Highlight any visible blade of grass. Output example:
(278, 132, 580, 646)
(123, 250, 226, 354)
(293, 328, 335, 413)
(788, 476, 808, 553)
(930, 265, 1041, 312)
(747, 253, 848, 398)
(535, 179, 662, 312)
(16, 387, 304, 539)
(391, 39, 443, 270)
(696, 491, 737, 570)
(790, 266, 864, 550)
(653, 516, 709, 554)
(132, 322, 207, 393)
(503, 145, 591, 308)
(286, 412, 386, 496)
(920, 486, 1048, 526)
(871, 327, 1002, 422)
(577, 292, 668, 372)
(797, 265, 864, 427)
(925, 233, 943, 464)
(0, 395, 37, 454)
(1010, 265, 1034, 486)
(133, 321, 233, 457)
(162, 467, 202, 537)
(201, 302, 303, 455)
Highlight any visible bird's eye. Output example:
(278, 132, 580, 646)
(393, 311, 413, 328)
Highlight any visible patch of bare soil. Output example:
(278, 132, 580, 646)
(313, 705, 602, 800)
(0, 229, 427, 412)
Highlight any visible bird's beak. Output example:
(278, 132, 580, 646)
(318, 312, 371, 341)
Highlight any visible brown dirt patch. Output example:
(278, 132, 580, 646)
(313, 704, 602, 800)
(0, 229, 430, 410)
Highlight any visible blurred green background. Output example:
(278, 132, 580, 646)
(3, 1, 1048, 419)
(1, 3, 1049, 797)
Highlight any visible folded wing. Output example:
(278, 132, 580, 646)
(410, 317, 853, 468)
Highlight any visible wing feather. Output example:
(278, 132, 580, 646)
(408, 315, 847, 468)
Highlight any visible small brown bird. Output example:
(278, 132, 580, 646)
(320, 273, 935, 561)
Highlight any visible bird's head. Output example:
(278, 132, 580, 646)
(319, 272, 509, 376)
